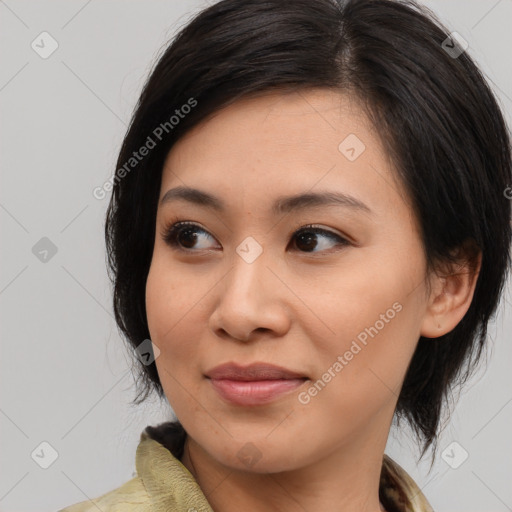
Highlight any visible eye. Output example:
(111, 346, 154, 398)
(161, 221, 350, 254)
(162, 221, 218, 251)
(292, 224, 350, 253)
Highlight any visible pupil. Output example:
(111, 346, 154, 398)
(297, 232, 316, 252)
(180, 228, 198, 248)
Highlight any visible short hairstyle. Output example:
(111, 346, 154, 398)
(105, 0, 512, 459)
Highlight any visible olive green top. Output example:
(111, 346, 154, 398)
(58, 422, 434, 512)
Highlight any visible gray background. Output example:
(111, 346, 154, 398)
(0, 1, 511, 510)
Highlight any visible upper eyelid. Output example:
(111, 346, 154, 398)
(167, 220, 343, 235)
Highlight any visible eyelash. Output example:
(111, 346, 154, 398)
(161, 220, 351, 255)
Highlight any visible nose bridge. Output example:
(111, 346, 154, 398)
(224, 239, 269, 304)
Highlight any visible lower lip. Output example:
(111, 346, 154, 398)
(208, 378, 307, 406)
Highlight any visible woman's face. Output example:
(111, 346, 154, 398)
(146, 89, 433, 472)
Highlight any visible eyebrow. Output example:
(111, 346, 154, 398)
(160, 186, 373, 216)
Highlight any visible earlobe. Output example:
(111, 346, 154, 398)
(420, 242, 482, 339)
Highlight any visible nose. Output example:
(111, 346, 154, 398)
(208, 248, 291, 343)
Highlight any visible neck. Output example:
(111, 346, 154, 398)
(180, 423, 390, 512)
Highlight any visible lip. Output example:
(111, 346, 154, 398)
(205, 362, 308, 406)
(205, 362, 307, 381)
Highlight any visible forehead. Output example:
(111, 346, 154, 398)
(159, 88, 408, 218)
(166, 89, 372, 164)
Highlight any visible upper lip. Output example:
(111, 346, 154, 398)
(205, 362, 307, 381)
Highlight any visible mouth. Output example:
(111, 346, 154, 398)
(205, 361, 307, 381)
(205, 362, 309, 406)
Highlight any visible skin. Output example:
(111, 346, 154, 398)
(145, 88, 481, 512)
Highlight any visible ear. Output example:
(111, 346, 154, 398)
(420, 239, 482, 339)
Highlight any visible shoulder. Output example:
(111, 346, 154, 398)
(57, 476, 150, 512)
(56, 422, 201, 512)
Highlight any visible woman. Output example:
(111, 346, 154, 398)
(59, 0, 511, 510)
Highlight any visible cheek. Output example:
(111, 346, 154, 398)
(299, 258, 409, 352)
(145, 266, 198, 417)
(301, 262, 422, 408)
(310, 293, 421, 421)
(146, 256, 201, 341)
(145, 258, 208, 386)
